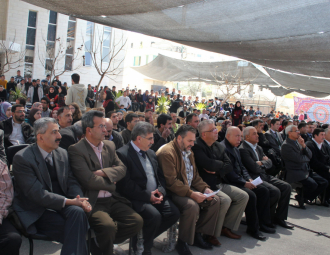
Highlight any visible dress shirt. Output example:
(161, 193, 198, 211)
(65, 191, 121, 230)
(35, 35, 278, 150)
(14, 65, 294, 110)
(312, 138, 323, 150)
(245, 141, 259, 160)
(130, 140, 145, 157)
(85, 138, 112, 198)
(199, 113, 209, 120)
(0, 160, 13, 223)
(182, 150, 194, 187)
(109, 134, 114, 141)
(9, 119, 25, 145)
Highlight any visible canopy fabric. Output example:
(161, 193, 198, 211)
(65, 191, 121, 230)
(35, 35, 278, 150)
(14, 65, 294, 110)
(261, 86, 329, 98)
(24, 0, 330, 79)
(132, 54, 278, 85)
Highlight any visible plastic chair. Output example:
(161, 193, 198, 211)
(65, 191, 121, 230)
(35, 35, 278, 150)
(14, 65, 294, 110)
(6, 144, 29, 169)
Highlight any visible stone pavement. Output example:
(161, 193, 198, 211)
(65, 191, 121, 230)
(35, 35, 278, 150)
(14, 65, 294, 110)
(19, 198, 330, 255)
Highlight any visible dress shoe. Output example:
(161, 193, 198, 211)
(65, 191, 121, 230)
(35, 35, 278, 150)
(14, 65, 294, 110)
(193, 232, 213, 250)
(221, 228, 241, 239)
(246, 229, 266, 241)
(259, 224, 276, 234)
(265, 223, 276, 229)
(142, 251, 152, 255)
(175, 239, 192, 255)
(294, 194, 306, 209)
(274, 219, 294, 229)
(322, 200, 330, 207)
(204, 235, 221, 247)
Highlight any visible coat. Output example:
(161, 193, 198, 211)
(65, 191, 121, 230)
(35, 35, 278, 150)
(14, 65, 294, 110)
(27, 86, 43, 104)
(306, 140, 330, 179)
(265, 130, 283, 156)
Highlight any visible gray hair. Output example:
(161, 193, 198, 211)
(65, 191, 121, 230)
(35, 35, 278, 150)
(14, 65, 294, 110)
(81, 110, 105, 135)
(131, 122, 155, 141)
(73, 120, 83, 138)
(325, 128, 330, 135)
(34, 117, 57, 136)
(285, 124, 297, 134)
(197, 120, 214, 134)
(243, 126, 255, 140)
(225, 126, 240, 137)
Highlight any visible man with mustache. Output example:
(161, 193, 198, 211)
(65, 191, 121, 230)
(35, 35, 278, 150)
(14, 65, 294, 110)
(116, 122, 180, 255)
(57, 106, 73, 129)
(151, 114, 174, 152)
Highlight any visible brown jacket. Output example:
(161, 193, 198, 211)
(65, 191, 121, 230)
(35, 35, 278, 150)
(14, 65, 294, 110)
(156, 139, 209, 197)
(68, 138, 130, 210)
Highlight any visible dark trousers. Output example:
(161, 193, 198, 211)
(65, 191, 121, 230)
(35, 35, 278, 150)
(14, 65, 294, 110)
(86, 98, 95, 108)
(0, 218, 22, 255)
(262, 176, 291, 221)
(139, 102, 145, 112)
(134, 197, 180, 251)
(132, 102, 139, 112)
(239, 185, 271, 233)
(315, 172, 330, 201)
(89, 197, 143, 255)
(35, 205, 89, 255)
(300, 172, 328, 201)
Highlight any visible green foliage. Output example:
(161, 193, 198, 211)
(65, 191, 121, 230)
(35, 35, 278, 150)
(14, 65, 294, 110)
(156, 96, 170, 114)
(10, 87, 27, 101)
(195, 102, 207, 110)
(114, 90, 123, 109)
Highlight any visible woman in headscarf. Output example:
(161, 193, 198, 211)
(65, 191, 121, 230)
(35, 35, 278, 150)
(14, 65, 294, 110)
(0, 102, 12, 121)
(103, 90, 115, 115)
(57, 86, 66, 107)
(25, 108, 42, 127)
(32, 102, 43, 111)
(231, 101, 243, 126)
(47, 86, 58, 110)
(217, 120, 232, 142)
(50, 107, 59, 120)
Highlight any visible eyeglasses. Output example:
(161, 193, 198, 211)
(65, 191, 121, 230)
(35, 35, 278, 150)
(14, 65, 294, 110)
(290, 130, 300, 133)
(94, 124, 106, 129)
(141, 136, 154, 141)
(204, 128, 218, 133)
(15, 110, 24, 113)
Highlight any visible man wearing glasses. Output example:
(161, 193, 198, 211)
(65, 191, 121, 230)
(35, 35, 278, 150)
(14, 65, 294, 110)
(0, 104, 34, 149)
(68, 110, 143, 255)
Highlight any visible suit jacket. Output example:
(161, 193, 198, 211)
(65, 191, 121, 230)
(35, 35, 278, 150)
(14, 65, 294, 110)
(306, 140, 330, 178)
(281, 138, 311, 183)
(68, 139, 129, 210)
(257, 132, 271, 153)
(111, 130, 124, 150)
(116, 143, 166, 212)
(151, 128, 174, 152)
(265, 130, 283, 155)
(27, 86, 43, 103)
(121, 129, 131, 144)
(0, 118, 35, 148)
(220, 139, 251, 187)
(59, 125, 79, 150)
(239, 141, 273, 181)
(192, 137, 232, 190)
(323, 140, 330, 157)
(301, 133, 312, 143)
(12, 144, 83, 234)
(179, 111, 190, 118)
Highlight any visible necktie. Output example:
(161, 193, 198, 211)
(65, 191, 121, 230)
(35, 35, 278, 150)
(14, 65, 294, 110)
(140, 150, 146, 159)
(45, 153, 53, 166)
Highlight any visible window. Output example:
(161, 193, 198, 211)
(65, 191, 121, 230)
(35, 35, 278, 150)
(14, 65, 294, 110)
(45, 10, 57, 75)
(65, 16, 76, 70)
(133, 56, 141, 66)
(24, 11, 37, 78)
(84, 21, 94, 66)
(102, 26, 111, 62)
(146, 55, 149, 64)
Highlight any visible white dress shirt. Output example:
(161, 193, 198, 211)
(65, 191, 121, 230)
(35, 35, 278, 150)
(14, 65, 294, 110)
(9, 119, 25, 145)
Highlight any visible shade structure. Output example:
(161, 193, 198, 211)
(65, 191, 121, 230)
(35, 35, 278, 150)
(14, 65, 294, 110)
(24, 0, 330, 79)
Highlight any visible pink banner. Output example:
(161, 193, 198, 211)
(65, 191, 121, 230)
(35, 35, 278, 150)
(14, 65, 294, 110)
(294, 97, 330, 123)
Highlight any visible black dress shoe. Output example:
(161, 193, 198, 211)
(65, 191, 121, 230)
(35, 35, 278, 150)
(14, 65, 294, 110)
(266, 223, 276, 229)
(193, 233, 213, 250)
(294, 194, 306, 209)
(259, 224, 276, 234)
(322, 200, 330, 207)
(175, 239, 192, 255)
(274, 219, 294, 229)
(142, 251, 152, 255)
(246, 229, 266, 241)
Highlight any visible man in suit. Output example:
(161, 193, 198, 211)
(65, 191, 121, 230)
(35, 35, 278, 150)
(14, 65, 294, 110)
(157, 125, 221, 255)
(116, 122, 180, 255)
(279, 120, 293, 140)
(68, 110, 143, 255)
(306, 121, 315, 140)
(281, 125, 328, 208)
(298, 122, 309, 143)
(221, 127, 273, 241)
(12, 117, 91, 255)
(265, 118, 283, 156)
(323, 128, 330, 156)
(192, 120, 249, 241)
(306, 128, 330, 206)
(179, 106, 190, 118)
(59, 120, 83, 150)
(104, 118, 124, 150)
(239, 127, 293, 228)
(0, 104, 35, 149)
(251, 120, 271, 153)
(151, 114, 174, 152)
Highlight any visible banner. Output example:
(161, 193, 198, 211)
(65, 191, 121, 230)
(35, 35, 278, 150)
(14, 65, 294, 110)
(294, 97, 330, 123)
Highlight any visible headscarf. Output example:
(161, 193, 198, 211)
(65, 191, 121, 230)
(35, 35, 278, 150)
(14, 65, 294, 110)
(234, 101, 242, 110)
(32, 102, 42, 109)
(27, 108, 41, 127)
(51, 107, 60, 118)
(48, 86, 58, 99)
(103, 90, 114, 108)
(0, 102, 12, 121)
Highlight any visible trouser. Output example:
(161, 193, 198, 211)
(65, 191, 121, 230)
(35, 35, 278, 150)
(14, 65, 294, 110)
(300, 172, 328, 201)
(134, 198, 180, 251)
(89, 197, 143, 255)
(0, 218, 22, 255)
(315, 172, 330, 201)
(239, 184, 271, 233)
(139, 103, 145, 112)
(132, 102, 139, 112)
(35, 205, 89, 255)
(86, 98, 95, 108)
(215, 184, 249, 236)
(262, 176, 291, 221)
(171, 194, 221, 245)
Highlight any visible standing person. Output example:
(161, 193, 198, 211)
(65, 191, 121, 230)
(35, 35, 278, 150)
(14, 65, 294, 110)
(14, 70, 24, 84)
(27, 79, 43, 104)
(0, 86, 7, 102)
(103, 90, 115, 115)
(129, 89, 138, 112)
(136, 89, 144, 112)
(46, 86, 59, 110)
(86, 84, 95, 108)
(115, 91, 131, 111)
(0, 75, 8, 89)
(6, 77, 17, 101)
(231, 101, 243, 126)
(57, 86, 66, 107)
(65, 73, 88, 113)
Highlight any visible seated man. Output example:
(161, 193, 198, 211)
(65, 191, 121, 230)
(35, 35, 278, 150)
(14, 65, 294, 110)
(41, 97, 51, 118)
(251, 120, 271, 153)
(59, 120, 83, 150)
(68, 110, 143, 255)
(120, 113, 139, 144)
(0, 158, 22, 255)
(298, 122, 309, 143)
(221, 127, 273, 241)
(107, 111, 125, 132)
(151, 114, 174, 152)
(0, 104, 35, 149)
(157, 125, 221, 255)
(306, 128, 330, 206)
(192, 120, 249, 242)
(186, 113, 200, 137)
(12, 117, 91, 254)
(281, 125, 328, 208)
(265, 119, 283, 156)
(57, 106, 73, 129)
(104, 118, 124, 150)
(239, 127, 293, 228)
(179, 106, 190, 118)
(117, 122, 180, 255)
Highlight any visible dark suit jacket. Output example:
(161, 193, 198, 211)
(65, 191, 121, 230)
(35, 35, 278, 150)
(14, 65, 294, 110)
(192, 137, 232, 190)
(59, 125, 78, 150)
(111, 130, 124, 150)
(257, 132, 271, 153)
(323, 140, 330, 157)
(306, 140, 330, 178)
(220, 138, 251, 187)
(179, 111, 190, 118)
(301, 133, 312, 143)
(239, 141, 273, 181)
(12, 144, 83, 234)
(265, 130, 283, 155)
(281, 138, 311, 183)
(68, 139, 129, 210)
(116, 143, 166, 212)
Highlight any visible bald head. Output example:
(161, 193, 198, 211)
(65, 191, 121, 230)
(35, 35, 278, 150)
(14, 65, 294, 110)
(226, 126, 242, 147)
(104, 118, 113, 140)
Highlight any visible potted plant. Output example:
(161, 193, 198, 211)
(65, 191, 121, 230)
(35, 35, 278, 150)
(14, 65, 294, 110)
(156, 96, 170, 114)
(10, 87, 27, 101)
(195, 102, 207, 111)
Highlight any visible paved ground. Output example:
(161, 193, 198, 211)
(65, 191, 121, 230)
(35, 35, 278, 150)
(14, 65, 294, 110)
(19, 198, 330, 255)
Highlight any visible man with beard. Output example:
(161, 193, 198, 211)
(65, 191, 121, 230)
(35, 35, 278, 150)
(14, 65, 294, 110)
(151, 114, 174, 152)
(57, 106, 73, 129)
